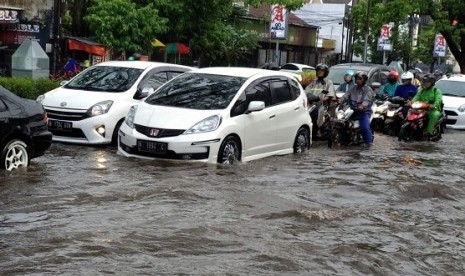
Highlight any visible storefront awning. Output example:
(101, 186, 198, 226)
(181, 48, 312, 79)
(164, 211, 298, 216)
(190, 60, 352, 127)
(67, 36, 106, 56)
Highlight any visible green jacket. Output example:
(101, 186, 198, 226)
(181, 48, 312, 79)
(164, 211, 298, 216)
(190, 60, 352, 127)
(412, 86, 443, 111)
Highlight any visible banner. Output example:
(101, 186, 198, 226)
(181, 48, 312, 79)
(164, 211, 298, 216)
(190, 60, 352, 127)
(433, 33, 446, 57)
(270, 4, 287, 39)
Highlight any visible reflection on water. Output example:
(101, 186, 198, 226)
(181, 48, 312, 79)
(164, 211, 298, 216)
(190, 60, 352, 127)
(1, 132, 465, 275)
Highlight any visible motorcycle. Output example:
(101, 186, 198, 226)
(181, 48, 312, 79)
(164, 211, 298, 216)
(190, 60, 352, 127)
(398, 101, 446, 142)
(382, 96, 407, 136)
(307, 91, 333, 141)
(370, 94, 390, 132)
(327, 102, 364, 148)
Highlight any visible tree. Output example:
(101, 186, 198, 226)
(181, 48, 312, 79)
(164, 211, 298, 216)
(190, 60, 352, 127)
(84, 0, 167, 52)
(419, 0, 465, 73)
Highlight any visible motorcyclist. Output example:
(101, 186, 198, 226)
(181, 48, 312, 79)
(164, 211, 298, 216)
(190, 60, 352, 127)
(336, 70, 355, 93)
(305, 63, 336, 139)
(434, 70, 443, 82)
(394, 71, 418, 100)
(411, 73, 443, 137)
(379, 70, 399, 97)
(410, 69, 421, 88)
(340, 71, 374, 146)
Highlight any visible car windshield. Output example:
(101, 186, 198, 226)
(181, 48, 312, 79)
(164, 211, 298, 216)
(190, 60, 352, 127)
(435, 80, 465, 97)
(327, 67, 368, 85)
(145, 73, 246, 110)
(146, 73, 246, 110)
(64, 66, 144, 92)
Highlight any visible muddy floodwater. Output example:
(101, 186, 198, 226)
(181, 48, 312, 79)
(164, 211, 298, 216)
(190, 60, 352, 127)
(1, 131, 465, 275)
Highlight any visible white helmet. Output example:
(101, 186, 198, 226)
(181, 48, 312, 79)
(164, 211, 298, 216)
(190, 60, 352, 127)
(401, 71, 414, 81)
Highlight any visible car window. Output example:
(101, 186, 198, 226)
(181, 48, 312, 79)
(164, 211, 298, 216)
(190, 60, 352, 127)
(370, 70, 380, 84)
(146, 71, 169, 90)
(327, 68, 368, 85)
(64, 66, 144, 92)
(270, 79, 292, 104)
(145, 73, 246, 110)
(289, 79, 301, 100)
(171, 71, 186, 78)
(281, 64, 298, 70)
(435, 80, 465, 97)
(230, 80, 272, 117)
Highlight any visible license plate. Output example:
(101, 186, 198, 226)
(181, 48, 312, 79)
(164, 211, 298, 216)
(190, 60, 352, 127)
(137, 140, 168, 154)
(48, 119, 72, 131)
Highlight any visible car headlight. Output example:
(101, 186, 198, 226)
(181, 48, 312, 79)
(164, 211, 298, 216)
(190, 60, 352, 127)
(37, 94, 45, 103)
(86, 100, 113, 117)
(184, 115, 221, 135)
(458, 104, 465, 113)
(125, 105, 138, 129)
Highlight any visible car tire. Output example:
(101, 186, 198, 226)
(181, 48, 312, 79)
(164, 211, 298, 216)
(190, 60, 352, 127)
(293, 127, 310, 153)
(1, 139, 30, 171)
(217, 136, 241, 165)
(111, 119, 124, 146)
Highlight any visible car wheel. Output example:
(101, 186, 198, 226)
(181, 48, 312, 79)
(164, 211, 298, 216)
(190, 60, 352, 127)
(293, 127, 310, 153)
(217, 136, 241, 165)
(1, 139, 30, 171)
(111, 119, 124, 146)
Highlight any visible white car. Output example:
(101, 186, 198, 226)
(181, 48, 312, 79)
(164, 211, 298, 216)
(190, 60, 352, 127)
(435, 75, 465, 129)
(118, 67, 312, 164)
(38, 61, 192, 144)
(280, 63, 315, 74)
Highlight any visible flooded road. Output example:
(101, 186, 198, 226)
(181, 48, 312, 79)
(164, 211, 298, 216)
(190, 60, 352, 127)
(1, 131, 465, 275)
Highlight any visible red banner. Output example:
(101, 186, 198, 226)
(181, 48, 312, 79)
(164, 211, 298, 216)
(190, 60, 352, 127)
(68, 38, 106, 56)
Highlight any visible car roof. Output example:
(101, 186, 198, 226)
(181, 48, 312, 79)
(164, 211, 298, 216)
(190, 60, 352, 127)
(330, 63, 390, 71)
(282, 63, 315, 69)
(190, 66, 299, 79)
(94, 60, 193, 70)
(437, 74, 465, 82)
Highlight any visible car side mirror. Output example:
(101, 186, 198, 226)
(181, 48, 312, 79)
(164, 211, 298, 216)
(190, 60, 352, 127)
(245, 101, 265, 114)
(60, 80, 69, 86)
(134, 87, 154, 100)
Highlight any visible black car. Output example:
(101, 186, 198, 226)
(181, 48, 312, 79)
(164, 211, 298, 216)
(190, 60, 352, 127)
(0, 86, 52, 171)
(328, 63, 401, 93)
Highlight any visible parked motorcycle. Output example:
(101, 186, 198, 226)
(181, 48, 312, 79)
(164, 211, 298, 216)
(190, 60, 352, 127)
(398, 101, 446, 142)
(327, 103, 364, 148)
(383, 96, 407, 136)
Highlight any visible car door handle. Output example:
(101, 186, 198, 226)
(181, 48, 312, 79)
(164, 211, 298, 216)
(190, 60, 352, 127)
(269, 114, 275, 119)
(294, 106, 300, 111)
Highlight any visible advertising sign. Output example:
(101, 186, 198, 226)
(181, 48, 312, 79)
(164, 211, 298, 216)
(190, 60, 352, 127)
(433, 33, 446, 57)
(270, 4, 287, 39)
(377, 24, 392, 51)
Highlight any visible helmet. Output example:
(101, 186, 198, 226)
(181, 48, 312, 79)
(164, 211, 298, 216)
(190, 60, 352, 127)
(401, 71, 414, 81)
(315, 63, 329, 78)
(422, 73, 436, 85)
(387, 70, 399, 83)
(354, 71, 368, 82)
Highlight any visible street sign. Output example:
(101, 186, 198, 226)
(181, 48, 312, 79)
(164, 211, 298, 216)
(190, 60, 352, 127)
(270, 4, 287, 39)
(377, 24, 392, 52)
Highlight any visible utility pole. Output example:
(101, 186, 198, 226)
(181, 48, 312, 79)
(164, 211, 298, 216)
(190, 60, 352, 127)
(346, 0, 356, 62)
(363, 0, 371, 63)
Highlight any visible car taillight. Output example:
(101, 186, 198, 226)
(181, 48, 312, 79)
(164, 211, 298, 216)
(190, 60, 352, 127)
(305, 98, 309, 111)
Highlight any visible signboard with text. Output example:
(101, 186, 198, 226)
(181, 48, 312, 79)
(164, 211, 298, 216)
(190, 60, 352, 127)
(377, 24, 392, 51)
(270, 4, 287, 39)
(433, 33, 446, 57)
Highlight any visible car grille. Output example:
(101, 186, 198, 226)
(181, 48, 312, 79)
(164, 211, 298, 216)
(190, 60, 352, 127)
(45, 108, 87, 121)
(445, 110, 458, 116)
(49, 128, 86, 138)
(119, 140, 209, 160)
(134, 124, 185, 138)
(445, 119, 457, 125)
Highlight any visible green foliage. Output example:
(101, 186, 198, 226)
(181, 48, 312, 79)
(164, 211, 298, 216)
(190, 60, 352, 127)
(244, 0, 307, 11)
(85, 0, 168, 52)
(0, 77, 60, 100)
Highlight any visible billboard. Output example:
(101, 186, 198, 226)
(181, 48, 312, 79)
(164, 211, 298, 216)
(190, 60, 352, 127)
(433, 33, 446, 57)
(377, 24, 392, 51)
(270, 4, 287, 39)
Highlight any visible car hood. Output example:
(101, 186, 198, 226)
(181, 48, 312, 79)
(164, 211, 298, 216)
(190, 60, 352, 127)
(443, 95, 465, 109)
(42, 87, 127, 109)
(135, 103, 222, 129)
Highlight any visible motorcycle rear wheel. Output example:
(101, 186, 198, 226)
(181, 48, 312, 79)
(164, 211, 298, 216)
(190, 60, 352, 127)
(398, 122, 412, 142)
